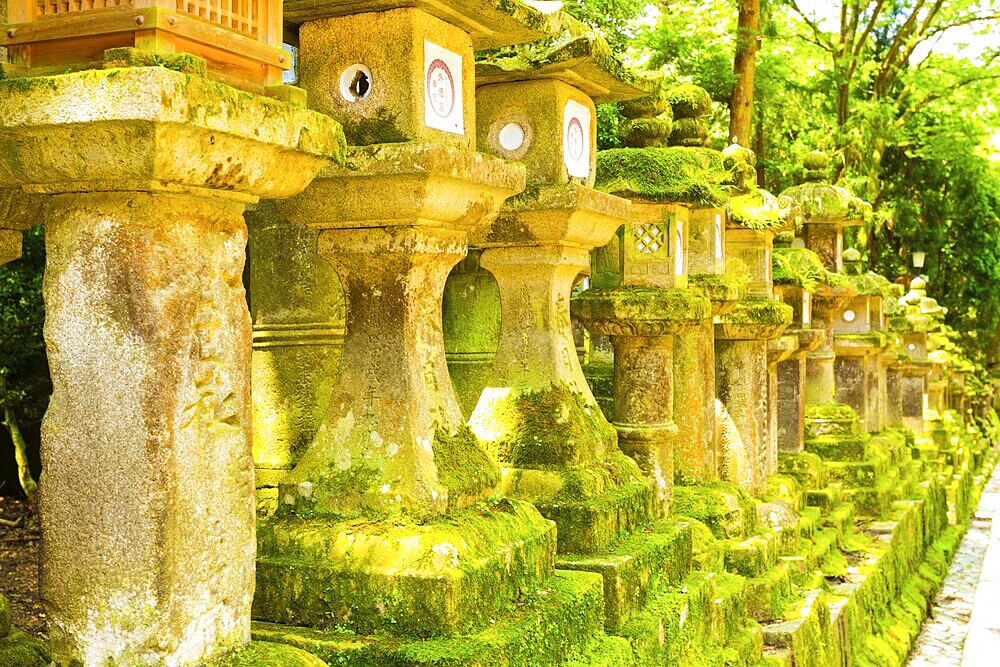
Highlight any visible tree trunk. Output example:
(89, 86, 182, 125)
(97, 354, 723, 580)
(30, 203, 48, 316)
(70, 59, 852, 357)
(728, 0, 761, 147)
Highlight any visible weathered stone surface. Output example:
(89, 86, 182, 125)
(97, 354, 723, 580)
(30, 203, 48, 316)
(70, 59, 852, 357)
(300, 9, 476, 147)
(478, 80, 600, 186)
(40, 192, 255, 666)
(246, 202, 345, 506)
(0, 68, 343, 196)
(283, 0, 562, 49)
(275, 142, 524, 519)
(0, 67, 344, 667)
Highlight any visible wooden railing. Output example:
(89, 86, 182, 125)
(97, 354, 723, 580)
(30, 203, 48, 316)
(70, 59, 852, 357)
(2, 0, 287, 94)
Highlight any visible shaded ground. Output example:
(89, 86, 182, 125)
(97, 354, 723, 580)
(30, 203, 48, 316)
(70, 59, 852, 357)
(0, 496, 46, 639)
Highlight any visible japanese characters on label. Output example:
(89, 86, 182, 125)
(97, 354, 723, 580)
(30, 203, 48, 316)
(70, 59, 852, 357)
(424, 40, 464, 135)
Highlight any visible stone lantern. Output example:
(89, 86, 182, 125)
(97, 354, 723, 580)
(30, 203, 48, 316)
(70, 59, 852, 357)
(780, 151, 866, 406)
(253, 0, 572, 647)
(714, 145, 793, 492)
(0, 14, 344, 666)
(890, 278, 937, 434)
(676, 200, 745, 482)
(772, 246, 827, 453)
(831, 248, 891, 432)
(572, 85, 713, 513)
(459, 16, 662, 552)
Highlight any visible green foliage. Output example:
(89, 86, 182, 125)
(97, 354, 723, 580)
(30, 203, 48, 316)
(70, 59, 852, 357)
(0, 226, 47, 498)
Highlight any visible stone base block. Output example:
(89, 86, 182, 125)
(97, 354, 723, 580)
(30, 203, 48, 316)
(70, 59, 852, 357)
(557, 520, 693, 631)
(673, 482, 759, 541)
(498, 452, 656, 554)
(804, 433, 871, 461)
(254, 499, 556, 637)
(745, 562, 793, 622)
(208, 642, 329, 666)
(251, 570, 605, 667)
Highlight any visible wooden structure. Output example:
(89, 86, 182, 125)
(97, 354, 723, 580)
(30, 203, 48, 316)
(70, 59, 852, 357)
(1, 0, 288, 93)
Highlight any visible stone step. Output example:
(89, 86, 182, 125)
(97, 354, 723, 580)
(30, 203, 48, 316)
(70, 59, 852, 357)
(254, 499, 556, 637)
(744, 561, 793, 622)
(805, 484, 843, 514)
(617, 571, 761, 666)
(777, 452, 829, 490)
(825, 458, 887, 488)
(251, 569, 606, 667)
(803, 433, 870, 461)
(557, 520, 693, 631)
(760, 589, 833, 667)
(844, 466, 899, 518)
(534, 475, 656, 556)
(760, 646, 793, 667)
(820, 502, 855, 539)
(725, 532, 780, 578)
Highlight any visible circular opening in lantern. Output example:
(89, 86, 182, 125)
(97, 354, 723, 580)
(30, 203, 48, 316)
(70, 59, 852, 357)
(498, 123, 526, 151)
(907, 343, 917, 351)
(340, 64, 373, 103)
(842, 310, 857, 323)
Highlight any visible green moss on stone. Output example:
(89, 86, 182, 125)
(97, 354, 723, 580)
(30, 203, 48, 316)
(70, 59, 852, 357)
(727, 189, 784, 230)
(572, 286, 712, 326)
(722, 298, 794, 326)
(0, 629, 50, 667)
(433, 425, 501, 497)
(595, 147, 730, 206)
(674, 482, 758, 540)
(206, 642, 328, 666)
(0, 593, 9, 638)
(773, 248, 829, 292)
(664, 83, 713, 118)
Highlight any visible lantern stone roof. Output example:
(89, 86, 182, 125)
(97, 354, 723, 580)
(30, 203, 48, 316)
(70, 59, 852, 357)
(283, 0, 562, 49)
(779, 152, 870, 226)
(475, 14, 653, 102)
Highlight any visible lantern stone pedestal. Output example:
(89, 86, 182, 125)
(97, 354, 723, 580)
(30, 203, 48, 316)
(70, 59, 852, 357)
(674, 272, 744, 481)
(253, 143, 568, 638)
(574, 287, 710, 513)
(806, 287, 855, 405)
(0, 67, 343, 667)
(715, 300, 792, 493)
(246, 202, 346, 512)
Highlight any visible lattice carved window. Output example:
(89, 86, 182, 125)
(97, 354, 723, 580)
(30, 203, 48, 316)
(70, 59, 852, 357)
(634, 223, 667, 254)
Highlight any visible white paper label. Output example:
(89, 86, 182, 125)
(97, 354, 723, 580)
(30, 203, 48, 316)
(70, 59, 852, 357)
(424, 41, 464, 135)
(563, 99, 591, 178)
(714, 213, 724, 261)
(803, 291, 811, 325)
(675, 218, 685, 277)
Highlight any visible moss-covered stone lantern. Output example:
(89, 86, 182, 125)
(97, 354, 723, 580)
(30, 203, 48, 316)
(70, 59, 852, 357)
(252, 0, 566, 649)
(780, 151, 865, 407)
(890, 277, 938, 434)
(831, 248, 892, 432)
(573, 83, 713, 512)
(455, 16, 664, 551)
(772, 246, 828, 453)
(0, 45, 344, 667)
(714, 145, 793, 492)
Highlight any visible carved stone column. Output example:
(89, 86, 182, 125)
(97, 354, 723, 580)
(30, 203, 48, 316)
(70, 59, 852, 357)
(0, 66, 341, 666)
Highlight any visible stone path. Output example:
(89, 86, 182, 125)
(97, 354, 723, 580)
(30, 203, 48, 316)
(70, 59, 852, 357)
(906, 465, 1000, 666)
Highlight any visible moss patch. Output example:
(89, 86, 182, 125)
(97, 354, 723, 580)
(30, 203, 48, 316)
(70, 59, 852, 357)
(0, 629, 50, 667)
(674, 481, 758, 540)
(595, 147, 731, 206)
